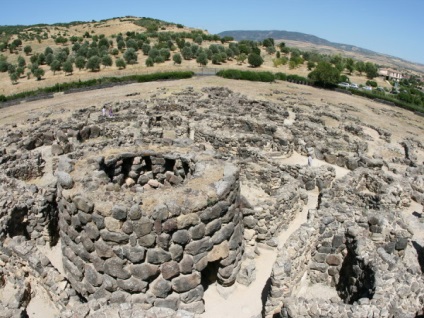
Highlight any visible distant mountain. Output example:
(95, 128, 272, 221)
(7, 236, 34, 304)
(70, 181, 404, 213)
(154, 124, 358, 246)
(218, 30, 424, 74)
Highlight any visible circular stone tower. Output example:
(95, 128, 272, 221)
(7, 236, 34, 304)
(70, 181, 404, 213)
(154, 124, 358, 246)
(56, 146, 244, 313)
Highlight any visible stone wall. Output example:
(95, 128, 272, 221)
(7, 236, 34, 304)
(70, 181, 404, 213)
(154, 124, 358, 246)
(264, 168, 424, 318)
(57, 147, 244, 314)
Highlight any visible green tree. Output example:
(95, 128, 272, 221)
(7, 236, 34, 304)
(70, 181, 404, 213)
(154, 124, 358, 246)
(0, 55, 9, 72)
(181, 46, 192, 60)
(159, 48, 170, 60)
(32, 67, 45, 80)
(24, 45, 32, 55)
(37, 53, 46, 65)
(148, 47, 159, 60)
(123, 48, 137, 64)
(308, 61, 341, 87)
(262, 38, 274, 47)
(142, 43, 151, 55)
(237, 53, 247, 65)
(115, 58, 126, 69)
(111, 48, 119, 56)
(194, 35, 203, 45)
(75, 56, 86, 70)
(345, 58, 355, 74)
(173, 53, 182, 65)
(50, 59, 61, 74)
(86, 56, 101, 71)
(0, 43, 6, 52)
(126, 39, 138, 50)
(196, 52, 208, 66)
(266, 46, 276, 55)
(145, 57, 154, 67)
(355, 61, 365, 75)
(9, 72, 18, 84)
(63, 60, 73, 75)
(17, 56, 26, 68)
(365, 62, 378, 79)
(44, 47, 53, 56)
(102, 55, 113, 68)
(307, 61, 315, 71)
(248, 53, 263, 67)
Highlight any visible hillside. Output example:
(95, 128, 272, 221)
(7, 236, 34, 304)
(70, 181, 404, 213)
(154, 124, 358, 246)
(0, 16, 420, 111)
(218, 30, 424, 74)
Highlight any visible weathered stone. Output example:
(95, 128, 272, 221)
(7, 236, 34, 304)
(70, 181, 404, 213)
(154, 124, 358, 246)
(56, 171, 74, 189)
(131, 263, 159, 281)
(150, 276, 172, 298)
(208, 241, 230, 262)
(133, 218, 153, 237)
(94, 239, 114, 258)
(147, 248, 172, 264)
(111, 205, 127, 220)
(172, 230, 191, 245)
(212, 222, 235, 245)
(176, 214, 200, 229)
(104, 257, 130, 279)
(180, 285, 204, 304)
(100, 229, 129, 244)
(138, 234, 156, 247)
(169, 244, 183, 261)
(205, 219, 222, 236)
(117, 277, 148, 293)
(326, 254, 341, 266)
(185, 237, 213, 256)
(172, 272, 201, 293)
(73, 196, 94, 213)
(161, 261, 180, 280)
(85, 264, 103, 287)
(190, 223, 206, 240)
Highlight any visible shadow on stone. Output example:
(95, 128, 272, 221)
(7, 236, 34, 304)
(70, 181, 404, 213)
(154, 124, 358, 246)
(201, 260, 220, 292)
(412, 241, 424, 273)
(336, 240, 375, 304)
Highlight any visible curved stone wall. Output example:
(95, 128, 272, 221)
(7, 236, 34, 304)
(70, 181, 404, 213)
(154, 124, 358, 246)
(57, 147, 243, 313)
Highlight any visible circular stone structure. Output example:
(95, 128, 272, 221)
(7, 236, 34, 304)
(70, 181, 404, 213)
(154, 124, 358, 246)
(56, 145, 243, 313)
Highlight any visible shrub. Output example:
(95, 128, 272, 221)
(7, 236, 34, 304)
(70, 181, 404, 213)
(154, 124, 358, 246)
(115, 58, 126, 69)
(172, 53, 182, 65)
(366, 80, 377, 87)
(248, 53, 263, 68)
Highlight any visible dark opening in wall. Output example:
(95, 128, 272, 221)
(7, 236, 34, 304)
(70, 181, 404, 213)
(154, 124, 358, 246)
(143, 156, 153, 171)
(121, 157, 134, 178)
(201, 260, 220, 292)
(6, 207, 30, 239)
(47, 199, 60, 247)
(164, 158, 176, 172)
(336, 240, 375, 304)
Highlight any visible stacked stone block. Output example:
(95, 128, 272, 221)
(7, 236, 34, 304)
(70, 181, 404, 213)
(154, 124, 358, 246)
(57, 148, 244, 314)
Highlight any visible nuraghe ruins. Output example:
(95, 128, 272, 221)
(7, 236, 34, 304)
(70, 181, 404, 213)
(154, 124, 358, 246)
(0, 79, 423, 318)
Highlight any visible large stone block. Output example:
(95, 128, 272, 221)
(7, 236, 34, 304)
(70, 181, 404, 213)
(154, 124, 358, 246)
(185, 237, 213, 256)
(117, 277, 148, 293)
(172, 230, 191, 245)
(104, 257, 130, 279)
(172, 272, 201, 293)
(130, 263, 159, 281)
(133, 218, 153, 237)
(161, 261, 180, 280)
(150, 276, 172, 298)
(147, 248, 172, 264)
(211, 223, 235, 245)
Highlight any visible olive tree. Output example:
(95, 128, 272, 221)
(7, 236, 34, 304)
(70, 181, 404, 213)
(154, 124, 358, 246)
(248, 53, 263, 67)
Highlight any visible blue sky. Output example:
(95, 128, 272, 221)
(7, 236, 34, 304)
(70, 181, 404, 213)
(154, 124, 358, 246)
(1, 0, 423, 64)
